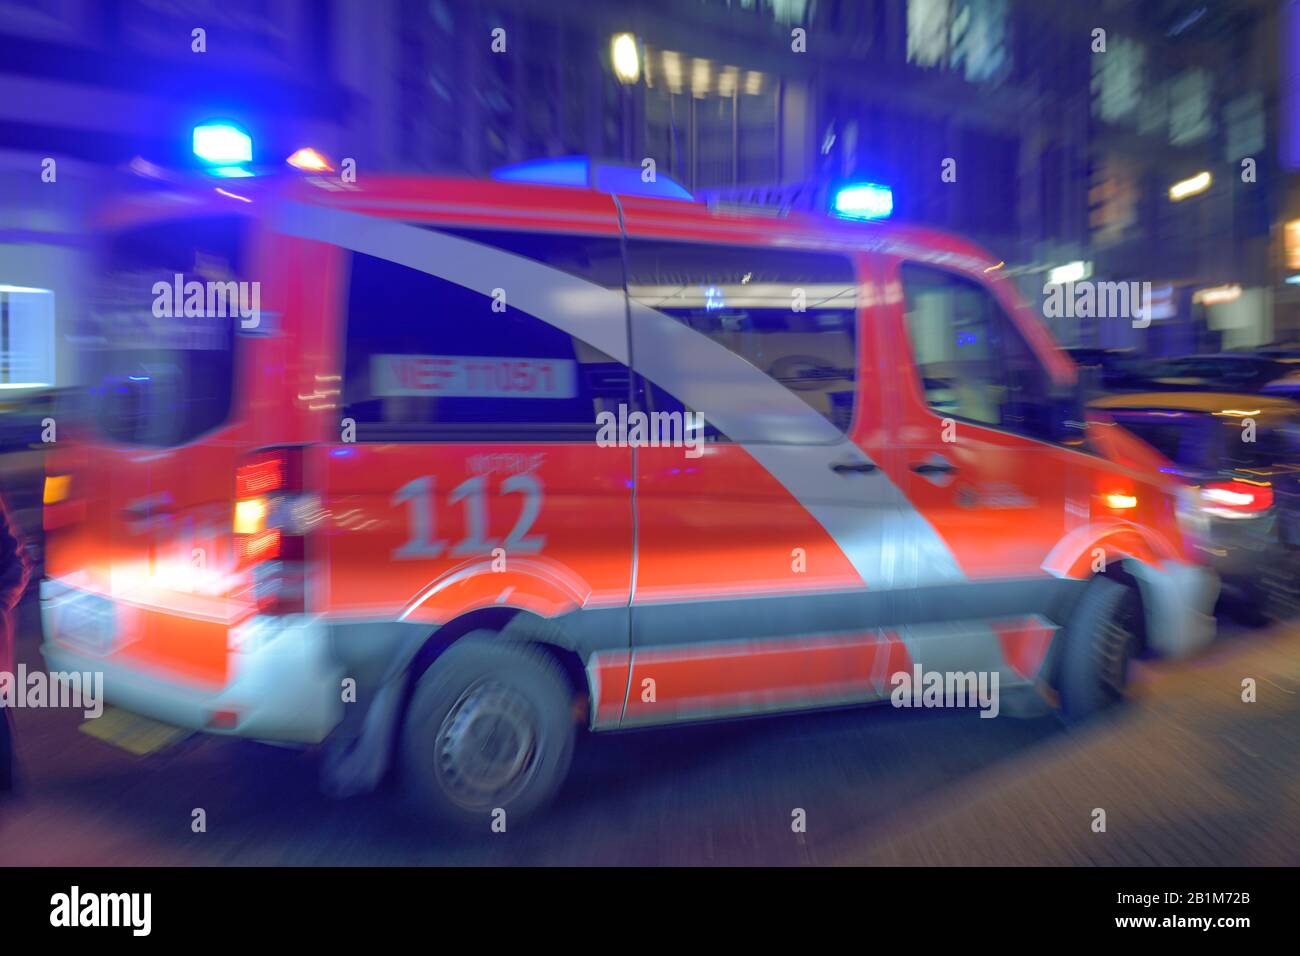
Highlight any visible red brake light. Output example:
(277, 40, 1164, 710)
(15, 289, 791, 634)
(1200, 480, 1273, 517)
(234, 448, 307, 615)
(236, 457, 286, 498)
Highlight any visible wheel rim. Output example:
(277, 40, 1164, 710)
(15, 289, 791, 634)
(434, 680, 539, 811)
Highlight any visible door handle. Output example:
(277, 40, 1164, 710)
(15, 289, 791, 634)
(910, 460, 957, 475)
(830, 460, 879, 475)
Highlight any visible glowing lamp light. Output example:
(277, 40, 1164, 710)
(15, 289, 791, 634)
(1048, 261, 1090, 285)
(193, 123, 253, 166)
(1169, 171, 1211, 201)
(233, 498, 268, 536)
(832, 182, 894, 221)
(287, 147, 333, 172)
(43, 475, 71, 505)
(1193, 284, 1241, 306)
(611, 33, 640, 84)
(1104, 492, 1139, 511)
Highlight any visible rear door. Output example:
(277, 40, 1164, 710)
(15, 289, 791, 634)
(45, 214, 256, 686)
(288, 197, 636, 724)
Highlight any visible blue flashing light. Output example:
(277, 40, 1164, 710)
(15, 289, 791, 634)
(832, 182, 894, 221)
(193, 123, 253, 166)
(592, 164, 693, 201)
(492, 155, 693, 201)
(209, 166, 255, 179)
(493, 156, 591, 187)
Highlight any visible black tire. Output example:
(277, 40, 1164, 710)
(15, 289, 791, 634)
(1057, 577, 1140, 721)
(1255, 549, 1300, 625)
(401, 632, 575, 830)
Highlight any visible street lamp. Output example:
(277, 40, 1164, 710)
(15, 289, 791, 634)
(611, 33, 640, 85)
(1169, 171, 1212, 201)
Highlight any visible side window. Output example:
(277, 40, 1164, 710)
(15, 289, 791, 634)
(342, 231, 628, 442)
(625, 240, 858, 442)
(900, 263, 1055, 441)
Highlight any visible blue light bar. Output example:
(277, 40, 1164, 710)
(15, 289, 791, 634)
(592, 164, 693, 201)
(193, 123, 252, 166)
(492, 155, 693, 201)
(832, 182, 894, 221)
(493, 155, 591, 187)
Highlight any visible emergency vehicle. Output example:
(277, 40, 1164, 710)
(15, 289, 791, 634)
(41, 155, 1219, 826)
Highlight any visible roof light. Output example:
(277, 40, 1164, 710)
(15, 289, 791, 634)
(492, 156, 693, 201)
(831, 182, 894, 221)
(494, 156, 591, 188)
(287, 147, 333, 172)
(193, 123, 252, 166)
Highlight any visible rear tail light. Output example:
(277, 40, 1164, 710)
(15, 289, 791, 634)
(234, 449, 315, 615)
(1200, 480, 1273, 519)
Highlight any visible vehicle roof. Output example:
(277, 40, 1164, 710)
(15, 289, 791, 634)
(1090, 391, 1300, 419)
(101, 171, 1002, 270)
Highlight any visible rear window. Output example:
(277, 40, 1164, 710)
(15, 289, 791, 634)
(86, 217, 248, 446)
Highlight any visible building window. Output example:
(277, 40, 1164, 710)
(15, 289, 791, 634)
(0, 285, 54, 389)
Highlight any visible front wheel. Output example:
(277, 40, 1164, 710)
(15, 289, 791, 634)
(1057, 577, 1140, 721)
(401, 633, 575, 830)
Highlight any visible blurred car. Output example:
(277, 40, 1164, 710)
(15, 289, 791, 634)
(1063, 347, 1141, 390)
(0, 388, 57, 452)
(1116, 353, 1300, 401)
(1253, 342, 1300, 359)
(1091, 391, 1300, 622)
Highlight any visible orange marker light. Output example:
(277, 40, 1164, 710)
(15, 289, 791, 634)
(43, 474, 71, 505)
(1105, 492, 1138, 510)
(286, 147, 333, 172)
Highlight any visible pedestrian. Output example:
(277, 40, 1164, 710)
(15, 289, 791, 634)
(0, 490, 31, 794)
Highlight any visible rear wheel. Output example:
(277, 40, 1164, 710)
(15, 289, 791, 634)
(1057, 577, 1140, 721)
(401, 633, 575, 830)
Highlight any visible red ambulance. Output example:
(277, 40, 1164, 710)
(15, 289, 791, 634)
(41, 163, 1218, 826)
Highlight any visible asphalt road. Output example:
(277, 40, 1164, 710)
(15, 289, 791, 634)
(2, 592, 1298, 866)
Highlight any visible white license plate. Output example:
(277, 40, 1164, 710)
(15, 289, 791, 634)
(55, 592, 118, 656)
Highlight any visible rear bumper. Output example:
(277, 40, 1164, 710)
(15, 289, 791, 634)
(40, 580, 344, 743)
(1124, 559, 1219, 658)
(1198, 514, 1285, 593)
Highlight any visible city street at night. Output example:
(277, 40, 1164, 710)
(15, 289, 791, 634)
(3, 594, 1296, 867)
(2, 0, 1299, 932)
